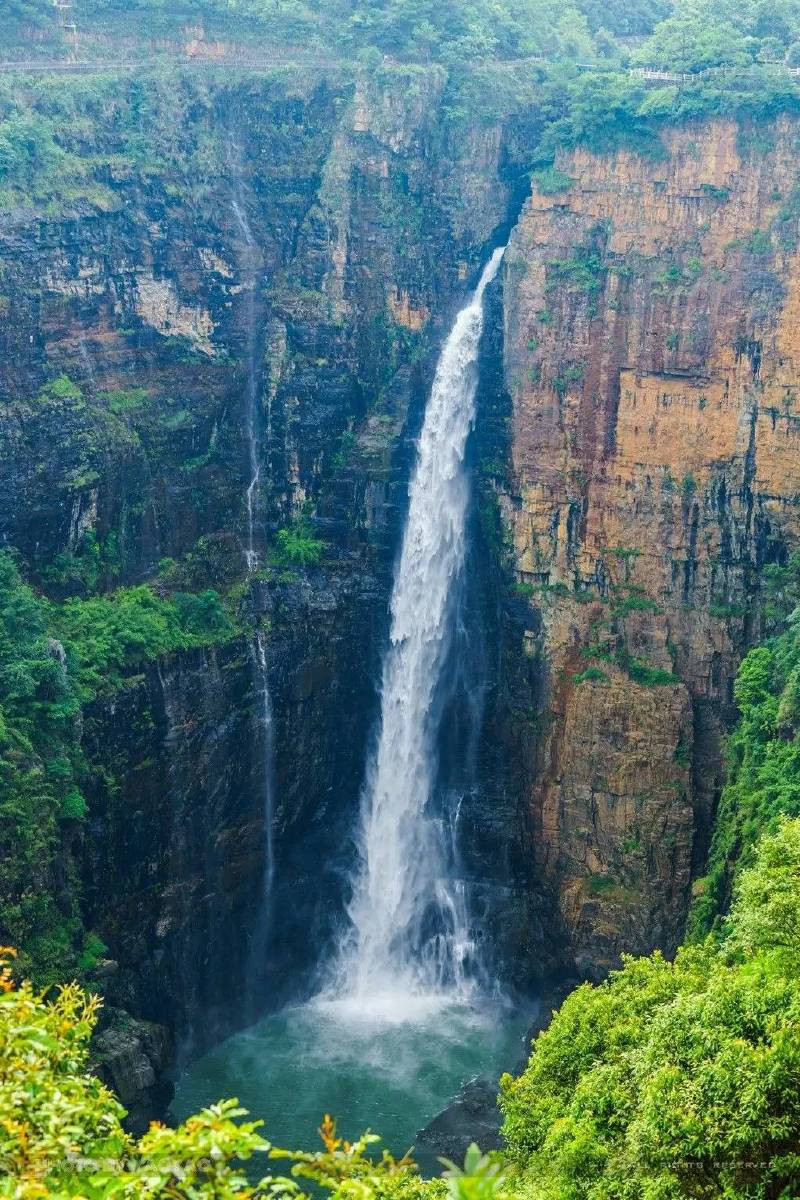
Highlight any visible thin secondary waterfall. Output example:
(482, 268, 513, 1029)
(334, 247, 505, 1009)
(230, 188, 261, 573)
(253, 630, 275, 895)
(229, 148, 277, 977)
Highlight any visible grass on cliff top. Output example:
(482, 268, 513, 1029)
(5, 2, 800, 217)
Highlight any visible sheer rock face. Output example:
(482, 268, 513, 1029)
(0, 71, 509, 577)
(500, 117, 800, 975)
(0, 69, 520, 1061)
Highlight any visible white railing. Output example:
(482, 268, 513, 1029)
(2, 49, 800, 78)
(630, 62, 800, 83)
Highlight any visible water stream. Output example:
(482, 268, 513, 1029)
(229, 185, 262, 573)
(330, 246, 505, 1007)
(228, 147, 277, 991)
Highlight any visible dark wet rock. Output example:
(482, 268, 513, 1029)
(92, 1007, 174, 1136)
(417, 1076, 504, 1162)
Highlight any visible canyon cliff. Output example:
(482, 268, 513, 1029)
(0, 64, 526, 1100)
(501, 116, 800, 975)
(3, 55, 800, 1113)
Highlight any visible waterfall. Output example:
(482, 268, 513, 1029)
(229, 145, 277, 985)
(333, 247, 505, 1011)
(253, 630, 275, 895)
(229, 152, 261, 572)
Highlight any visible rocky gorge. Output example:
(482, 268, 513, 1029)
(2, 36, 800, 1134)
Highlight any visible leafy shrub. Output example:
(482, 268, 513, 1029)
(625, 657, 679, 686)
(708, 601, 745, 619)
(0, 554, 84, 982)
(0, 552, 238, 982)
(689, 587, 800, 935)
(531, 166, 574, 195)
(0, 944, 495, 1199)
(552, 362, 587, 396)
(573, 666, 610, 684)
(271, 520, 325, 567)
(632, 12, 754, 72)
(546, 251, 606, 297)
(612, 592, 660, 616)
(500, 818, 800, 1200)
(52, 584, 235, 697)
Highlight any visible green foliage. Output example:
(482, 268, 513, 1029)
(729, 817, 800, 965)
(625, 657, 679, 686)
(531, 167, 574, 195)
(105, 387, 151, 414)
(689, 567, 800, 935)
(552, 363, 587, 397)
(0, 947, 486, 1198)
(439, 1144, 508, 1200)
(271, 520, 325, 568)
(606, 645, 679, 686)
(633, 12, 754, 72)
(500, 819, 800, 1200)
(52, 585, 236, 698)
(0, 551, 237, 982)
(572, 666, 610, 684)
(0, 555, 84, 984)
(546, 250, 606, 297)
(77, 931, 108, 973)
(577, 0, 671, 35)
(1, 2, 800, 221)
(709, 601, 746, 619)
(611, 592, 660, 616)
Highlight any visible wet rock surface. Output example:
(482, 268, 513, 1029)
(92, 1006, 174, 1135)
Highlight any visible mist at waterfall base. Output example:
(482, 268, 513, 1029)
(171, 995, 534, 1170)
(172, 250, 527, 1166)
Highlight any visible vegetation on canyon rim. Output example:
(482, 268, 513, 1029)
(5, 1, 800, 217)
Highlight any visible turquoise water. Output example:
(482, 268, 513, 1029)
(170, 992, 534, 1171)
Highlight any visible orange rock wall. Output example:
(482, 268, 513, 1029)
(501, 117, 800, 974)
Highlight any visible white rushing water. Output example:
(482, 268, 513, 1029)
(331, 247, 505, 1014)
(172, 248, 529, 1145)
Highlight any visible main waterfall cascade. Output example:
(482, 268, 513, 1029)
(332, 246, 506, 1010)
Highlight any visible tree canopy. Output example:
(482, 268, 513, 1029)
(500, 819, 800, 1200)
